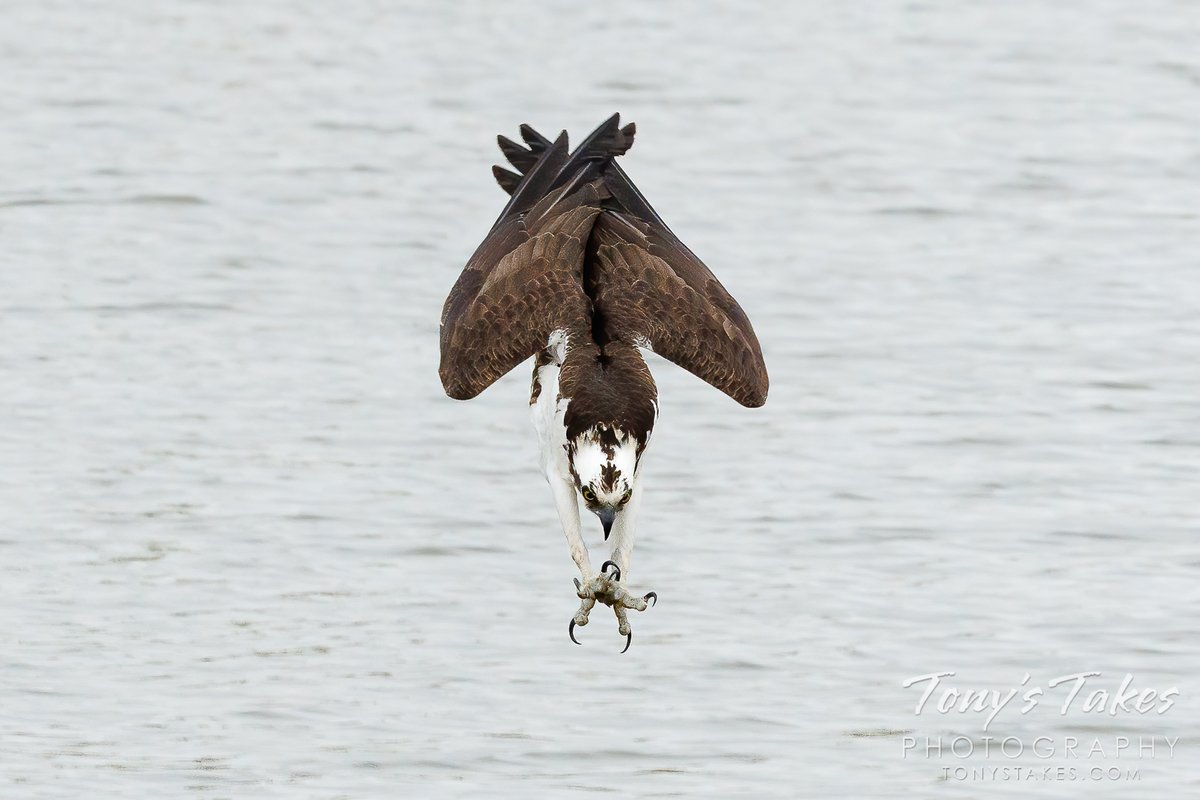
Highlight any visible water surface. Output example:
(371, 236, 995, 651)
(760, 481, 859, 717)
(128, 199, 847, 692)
(2, 1, 1198, 797)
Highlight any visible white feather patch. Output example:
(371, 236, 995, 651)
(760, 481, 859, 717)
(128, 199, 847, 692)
(570, 426, 638, 504)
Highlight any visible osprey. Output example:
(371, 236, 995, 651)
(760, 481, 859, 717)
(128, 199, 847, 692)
(438, 114, 768, 651)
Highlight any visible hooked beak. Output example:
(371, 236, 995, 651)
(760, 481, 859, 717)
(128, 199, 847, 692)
(596, 507, 616, 540)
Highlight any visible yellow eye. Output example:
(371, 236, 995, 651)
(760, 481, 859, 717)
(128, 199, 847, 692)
(620, 491, 632, 505)
(581, 486, 596, 502)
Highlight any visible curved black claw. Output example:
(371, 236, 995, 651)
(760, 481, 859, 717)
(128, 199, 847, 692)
(621, 630, 633, 654)
(568, 619, 582, 645)
(600, 560, 622, 581)
(573, 577, 581, 592)
(643, 591, 658, 607)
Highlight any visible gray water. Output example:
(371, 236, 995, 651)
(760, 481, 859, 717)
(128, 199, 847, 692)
(2, 1, 1199, 798)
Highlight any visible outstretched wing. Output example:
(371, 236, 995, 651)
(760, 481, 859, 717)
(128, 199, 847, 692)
(589, 168, 769, 407)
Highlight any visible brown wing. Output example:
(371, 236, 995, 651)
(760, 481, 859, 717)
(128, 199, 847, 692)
(438, 116, 637, 401)
(589, 202, 769, 408)
(438, 179, 607, 399)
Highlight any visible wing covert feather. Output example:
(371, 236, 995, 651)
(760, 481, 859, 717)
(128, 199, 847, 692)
(590, 211, 769, 407)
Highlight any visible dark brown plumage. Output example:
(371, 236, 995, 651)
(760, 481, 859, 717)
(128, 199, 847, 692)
(438, 114, 768, 440)
(559, 337, 658, 452)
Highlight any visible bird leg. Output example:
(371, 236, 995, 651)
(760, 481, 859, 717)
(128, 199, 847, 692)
(549, 477, 655, 650)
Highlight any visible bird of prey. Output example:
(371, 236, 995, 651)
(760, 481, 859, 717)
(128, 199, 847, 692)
(438, 114, 768, 651)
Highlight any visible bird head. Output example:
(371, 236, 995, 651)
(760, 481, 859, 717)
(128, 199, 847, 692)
(568, 425, 638, 539)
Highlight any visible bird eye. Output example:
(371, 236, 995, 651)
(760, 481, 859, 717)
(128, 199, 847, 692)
(581, 486, 596, 502)
(620, 491, 632, 505)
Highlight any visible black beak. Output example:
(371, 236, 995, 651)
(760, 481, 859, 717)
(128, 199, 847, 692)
(596, 507, 616, 540)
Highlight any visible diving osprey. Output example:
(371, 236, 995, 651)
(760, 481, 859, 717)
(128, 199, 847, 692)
(439, 114, 768, 651)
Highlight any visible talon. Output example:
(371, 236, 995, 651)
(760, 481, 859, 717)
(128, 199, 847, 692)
(643, 591, 657, 607)
(621, 630, 633, 653)
(573, 577, 581, 592)
(568, 619, 582, 645)
(600, 560, 622, 581)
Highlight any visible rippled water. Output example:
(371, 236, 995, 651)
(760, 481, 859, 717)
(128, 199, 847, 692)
(3, 1, 1198, 797)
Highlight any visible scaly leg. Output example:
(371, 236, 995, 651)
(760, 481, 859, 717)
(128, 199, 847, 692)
(547, 475, 602, 641)
(606, 480, 642, 577)
(548, 473, 592, 580)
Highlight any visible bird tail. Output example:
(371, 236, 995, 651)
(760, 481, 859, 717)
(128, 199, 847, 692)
(492, 113, 636, 196)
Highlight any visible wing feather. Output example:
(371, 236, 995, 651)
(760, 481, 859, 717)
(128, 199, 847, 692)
(590, 209, 769, 407)
(438, 178, 606, 399)
(440, 116, 639, 400)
